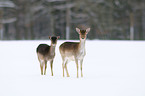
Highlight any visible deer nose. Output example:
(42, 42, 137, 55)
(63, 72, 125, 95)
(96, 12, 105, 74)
(52, 44, 56, 46)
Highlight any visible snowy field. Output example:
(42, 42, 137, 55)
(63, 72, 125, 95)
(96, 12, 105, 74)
(0, 40, 145, 96)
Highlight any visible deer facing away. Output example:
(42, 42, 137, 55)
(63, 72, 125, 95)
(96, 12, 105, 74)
(36, 36, 59, 75)
(59, 28, 90, 78)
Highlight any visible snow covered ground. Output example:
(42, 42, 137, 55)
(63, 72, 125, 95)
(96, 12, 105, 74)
(0, 40, 145, 96)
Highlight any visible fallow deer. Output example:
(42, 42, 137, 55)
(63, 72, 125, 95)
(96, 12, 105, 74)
(59, 28, 90, 78)
(36, 36, 59, 75)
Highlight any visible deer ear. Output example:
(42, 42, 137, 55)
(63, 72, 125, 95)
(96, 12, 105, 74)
(86, 28, 90, 34)
(57, 36, 60, 39)
(76, 28, 80, 34)
(48, 36, 51, 39)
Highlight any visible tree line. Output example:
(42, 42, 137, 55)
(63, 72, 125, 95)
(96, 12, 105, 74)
(0, 0, 145, 40)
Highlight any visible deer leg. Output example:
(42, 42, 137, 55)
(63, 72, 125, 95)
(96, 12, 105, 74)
(38, 58, 43, 75)
(44, 60, 47, 75)
(40, 64, 43, 75)
(62, 60, 65, 77)
(50, 60, 54, 76)
(65, 60, 70, 77)
(80, 59, 83, 77)
(75, 59, 79, 78)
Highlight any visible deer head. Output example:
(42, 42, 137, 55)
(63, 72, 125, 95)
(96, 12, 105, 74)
(49, 36, 60, 46)
(76, 28, 90, 40)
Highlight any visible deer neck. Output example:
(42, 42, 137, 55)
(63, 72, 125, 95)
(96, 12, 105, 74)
(79, 39, 86, 51)
(49, 44, 56, 55)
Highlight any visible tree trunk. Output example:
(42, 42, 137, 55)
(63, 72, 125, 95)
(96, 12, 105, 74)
(129, 13, 134, 40)
(66, 7, 70, 40)
(30, 21, 34, 40)
(0, 10, 3, 40)
(4, 24, 9, 39)
(142, 3, 145, 39)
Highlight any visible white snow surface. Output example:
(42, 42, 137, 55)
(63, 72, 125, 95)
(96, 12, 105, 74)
(0, 40, 145, 96)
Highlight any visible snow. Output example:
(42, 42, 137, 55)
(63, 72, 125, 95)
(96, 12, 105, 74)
(0, 40, 145, 96)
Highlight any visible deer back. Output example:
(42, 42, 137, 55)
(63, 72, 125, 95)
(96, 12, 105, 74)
(37, 44, 50, 56)
(59, 42, 80, 56)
